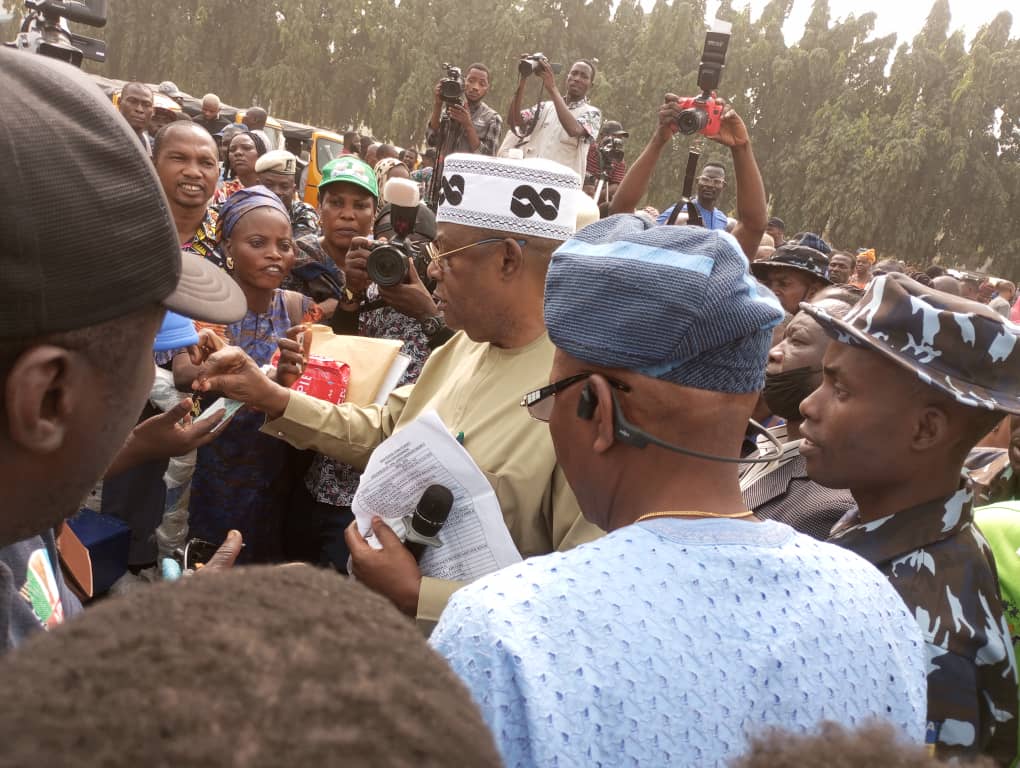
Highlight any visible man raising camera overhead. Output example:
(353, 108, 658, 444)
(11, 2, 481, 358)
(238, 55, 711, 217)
(500, 55, 601, 177)
(427, 63, 503, 156)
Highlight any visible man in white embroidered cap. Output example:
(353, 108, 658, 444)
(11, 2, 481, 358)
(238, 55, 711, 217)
(194, 154, 603, 630)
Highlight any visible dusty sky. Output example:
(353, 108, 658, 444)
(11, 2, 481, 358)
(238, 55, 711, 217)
(697, 0, 1014, 45)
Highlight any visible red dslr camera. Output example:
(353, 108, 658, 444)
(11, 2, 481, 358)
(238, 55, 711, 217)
(673, 21, 731, 138)
(674, 94, 725, 137)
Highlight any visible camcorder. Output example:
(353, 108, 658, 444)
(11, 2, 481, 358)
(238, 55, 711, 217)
(438, 63, 465, 105)
(367, 178, 432, 288)
(599, 136, 625, 164)
(674, 20, 732, 137)
(518, 53, 562, 78)
(7, 0, 108, 68)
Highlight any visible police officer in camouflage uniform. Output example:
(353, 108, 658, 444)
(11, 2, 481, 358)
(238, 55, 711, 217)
(797, 272, 1020, 763)
(256, 150, 320, 240)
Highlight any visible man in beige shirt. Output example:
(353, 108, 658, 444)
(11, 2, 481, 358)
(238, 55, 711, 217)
(194, 154, 602, 630)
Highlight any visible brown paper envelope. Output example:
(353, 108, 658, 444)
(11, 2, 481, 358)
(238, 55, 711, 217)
(305, 325, 404, 406)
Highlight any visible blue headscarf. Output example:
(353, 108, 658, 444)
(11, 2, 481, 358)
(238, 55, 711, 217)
(217, 185, 291, 241)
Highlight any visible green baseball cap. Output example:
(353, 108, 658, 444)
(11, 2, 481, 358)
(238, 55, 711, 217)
(319, 156, 378, 198)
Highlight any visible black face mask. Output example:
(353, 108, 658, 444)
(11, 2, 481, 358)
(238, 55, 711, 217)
(763, 367, 820, 421)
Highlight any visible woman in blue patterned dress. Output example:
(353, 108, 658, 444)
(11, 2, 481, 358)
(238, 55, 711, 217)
(185, 187, 312, 562)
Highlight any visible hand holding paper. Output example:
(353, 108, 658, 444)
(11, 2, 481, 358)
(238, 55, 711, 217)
(351, 411, 521, 583)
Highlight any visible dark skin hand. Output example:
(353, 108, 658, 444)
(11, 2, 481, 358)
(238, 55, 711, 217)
(344, 236, 373, 297)
(192, 346, 291, 420)
(377, 257, 439, 323)
(275, 324, 312, 388)
(345, 517, 422, 617)
(104, 397, 233, 479)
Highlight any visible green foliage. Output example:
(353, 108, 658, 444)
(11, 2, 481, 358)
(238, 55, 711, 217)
(2, 0, 1018, 275)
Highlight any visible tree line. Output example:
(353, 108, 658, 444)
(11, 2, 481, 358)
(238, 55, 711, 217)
(3, 0, 1017, 276)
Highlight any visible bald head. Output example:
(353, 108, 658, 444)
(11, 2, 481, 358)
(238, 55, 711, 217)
(200, 93, 220, 120)
(243, 107, 267, 130)
(932, 275, 961, 296)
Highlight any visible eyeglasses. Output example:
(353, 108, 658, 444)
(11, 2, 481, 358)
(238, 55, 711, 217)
(521, 372, 631, 422)
(426, 238, 527, 272)
(522, 371, 786, 465)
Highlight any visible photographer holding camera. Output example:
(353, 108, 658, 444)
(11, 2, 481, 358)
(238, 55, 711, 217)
(427, 63, 502, 157)
(583, 119, 628, 203)
(609, 93, 766, 259)
(501, 55, 601, 177)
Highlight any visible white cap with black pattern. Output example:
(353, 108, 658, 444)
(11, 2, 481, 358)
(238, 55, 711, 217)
(435, 154, 581, 241)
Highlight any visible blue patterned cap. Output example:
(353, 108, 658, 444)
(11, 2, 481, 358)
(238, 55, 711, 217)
(545, 215, 784, 393)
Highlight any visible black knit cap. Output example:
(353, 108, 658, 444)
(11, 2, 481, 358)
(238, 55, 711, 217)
(0, 49, 244, 339)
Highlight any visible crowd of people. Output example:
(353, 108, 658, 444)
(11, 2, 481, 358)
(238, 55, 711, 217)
(2, 42, 1020, 768)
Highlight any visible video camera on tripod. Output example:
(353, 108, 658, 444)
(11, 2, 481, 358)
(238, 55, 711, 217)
(6, 0, 108, 68)
(438, 63, 465, 106)
(425, 63, 467, 211)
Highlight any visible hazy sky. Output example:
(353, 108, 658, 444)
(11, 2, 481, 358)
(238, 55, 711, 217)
(695, 0, 1014, 46)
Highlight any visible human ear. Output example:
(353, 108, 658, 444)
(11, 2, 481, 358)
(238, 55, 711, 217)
(499, 238, 525, 279)
(587, 375, 618, 455)
(912, 404, 949, 452)
(5, 346, 78, 454)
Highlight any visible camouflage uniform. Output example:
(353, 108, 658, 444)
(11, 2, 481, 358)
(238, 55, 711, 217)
(830, 486, 1018, 762)
(967, 447, 1017, 507)
(290, 200, 320, 240)
(803, 274, 1020, 763)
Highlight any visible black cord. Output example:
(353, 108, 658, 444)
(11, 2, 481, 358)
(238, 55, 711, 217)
(511, 79, 547, 141)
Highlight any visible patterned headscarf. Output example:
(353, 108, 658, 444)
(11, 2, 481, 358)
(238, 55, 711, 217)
(217, 185, 291, 241)
(374, 158, 403, 205)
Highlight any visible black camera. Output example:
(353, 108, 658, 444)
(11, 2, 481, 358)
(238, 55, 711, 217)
(438, 63, 465, 105)
(674, 21, 732, 137)
(7, 0, 108, 67)
(367, 240, 424, 288)
(599, 136, 625, 164)
(367, 178, 433, 288)
(518, 53, 562, 77)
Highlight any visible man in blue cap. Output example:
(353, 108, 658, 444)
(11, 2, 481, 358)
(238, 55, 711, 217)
(430, 218, 929, 767)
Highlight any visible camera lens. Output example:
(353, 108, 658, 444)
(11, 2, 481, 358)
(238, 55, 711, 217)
(675, 108, 709, 135)
(440, 81, 462, 102)
(367, 244, 410, 288)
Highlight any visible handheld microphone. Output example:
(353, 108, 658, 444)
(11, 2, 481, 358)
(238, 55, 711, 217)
(403, 484, 454, 561)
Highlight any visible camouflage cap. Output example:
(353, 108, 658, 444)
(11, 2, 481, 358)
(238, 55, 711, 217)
(801, 272, 1020, 414)
(750, 244, 832, 285)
